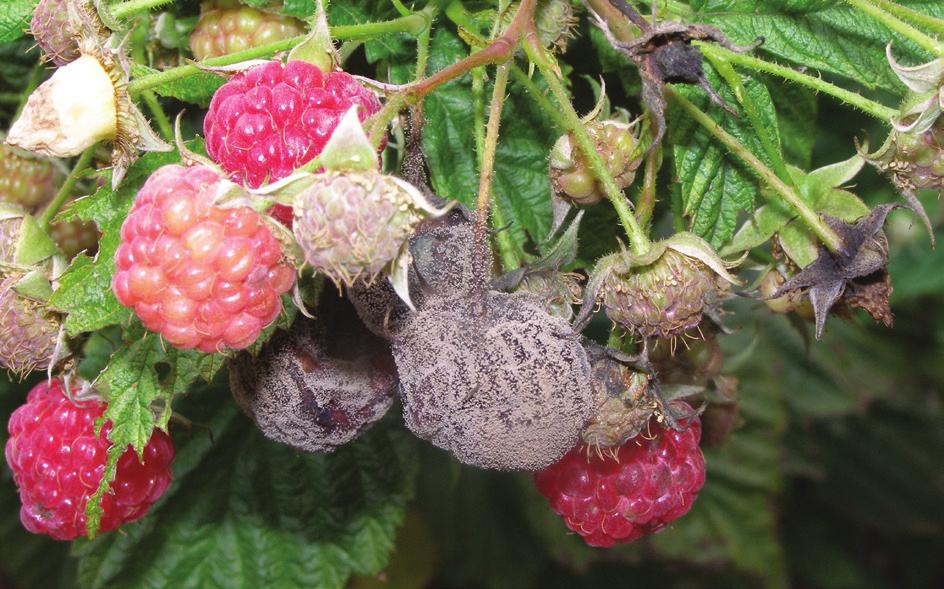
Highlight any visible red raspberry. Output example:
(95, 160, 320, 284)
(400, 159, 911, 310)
(112, 164, 295, 352)
(203, 60, 383, 189)
(534, 413, 705, 548)
(4, 379, 175, 540)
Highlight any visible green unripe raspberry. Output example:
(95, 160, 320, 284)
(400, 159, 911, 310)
(293, 172, 425, 286)
(0, 146, 62, 212)
(189, 1, 306, 61)
(550, 120, 643, 206)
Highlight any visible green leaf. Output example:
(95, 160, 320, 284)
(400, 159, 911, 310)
(690, 0, 944, 92)
(0, 0, 35, 44)
(84, 333, 224, 536)
(283, 0, 316, 19)
(670, 69, 777, 247)
(76, 393, 417, 589)
(49, 150, 182, 335)
(130, 65, 223, 108)
(423, 28, 554, 245)
(767, 78, 818, 168)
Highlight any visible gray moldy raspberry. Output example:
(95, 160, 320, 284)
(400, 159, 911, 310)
(229, 295, 398, 453)
(347, 208, 477, 338)
(393, 291, 593, 471)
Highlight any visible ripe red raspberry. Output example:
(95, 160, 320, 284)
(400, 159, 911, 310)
(112, 164, 295, 352)
(533, 412, 705, 548)
(203, 60, 383, 189)
(4, 379, 175, 540)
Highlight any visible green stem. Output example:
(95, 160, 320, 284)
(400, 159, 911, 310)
(635, 138, 660, 227)
(524, 37, 652, 255)
(38, 148, 96, 230)
(142, 91, 173, 140)
(844, 0, 944, 57)
(869, 0, 944, 37)
(474, 69, 519, 271)
(703, 50, 794, 186)
(697, 44, 899, 121)
(14, 64, 44, 121)
(667, 88, 843, 253)
(473, 64, 511, 279)
(110, 0, 175, 20)
(465, 16, 519, 271)
(127, 13, 432, 95)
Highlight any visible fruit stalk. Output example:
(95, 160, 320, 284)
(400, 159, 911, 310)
(868, 0, 944, 37)
(37, 147, 95, 231)
(844, 0, 944, 57)
(472, 64, 511, 284)
(110, 0, 176, 20)
(667, 87, 844, 253)
(473, 66, 520, 271)
(635, 137, 659, 227)
(524, 33, 652, 256)
(704, 51, 795, 187)
(127, 11, 433, 96)
(406, 0, 535, 100)
(366, 1, 535, 150)
(697, 44, 899, 122)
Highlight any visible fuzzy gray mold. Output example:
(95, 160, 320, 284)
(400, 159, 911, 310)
(393, 291, 593, 470)
(347, 208, 477, 338)
(229, 306, 398, 453)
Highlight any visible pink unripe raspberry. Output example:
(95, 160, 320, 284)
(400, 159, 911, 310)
(112, 164, 295, 352)
(203, 60, 383, 189)
(30, 0, 80, 66)
(534, 410, 706, 548)
(4, 379, 175, 540)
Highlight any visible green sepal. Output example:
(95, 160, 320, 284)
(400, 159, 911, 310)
(319, 107, 380, 172)
(12, 269, 54, 302)
(287, 0, 338, 72)
(13, 215, 59, 267)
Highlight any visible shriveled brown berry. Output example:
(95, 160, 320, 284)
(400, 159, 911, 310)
(229, 296, 398, 453)
(580, 344, 655, 449)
